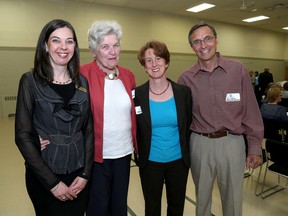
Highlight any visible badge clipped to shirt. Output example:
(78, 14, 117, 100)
(135, 106, 142, 115)
(225, 93, 240, 102)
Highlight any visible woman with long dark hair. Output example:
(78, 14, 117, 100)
(15, 19, 94, 216)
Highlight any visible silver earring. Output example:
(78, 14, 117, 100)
(45, 43, 48, 53)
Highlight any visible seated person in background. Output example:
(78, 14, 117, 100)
(261, 86, 288, 122)
(276, 80, 287, 89)
(279, 81, 288, 109)
(260, 82, 275, 105)
(281, 81, 288, 98)
(261, 82, 284, 104)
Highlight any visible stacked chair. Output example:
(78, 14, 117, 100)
(255, 118, 288, 199)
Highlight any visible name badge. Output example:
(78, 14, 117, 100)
(225, 93, 240, 102)
(135, 106, 142, 115)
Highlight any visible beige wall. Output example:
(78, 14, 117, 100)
(0, 0, 288, 117)
(285, 36, 288, 61)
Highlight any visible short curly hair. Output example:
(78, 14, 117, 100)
(88, 20, 122, 51)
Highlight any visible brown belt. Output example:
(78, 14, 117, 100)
(194, 130, 229, 139)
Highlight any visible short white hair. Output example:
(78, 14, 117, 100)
(87, 20, 122, 50)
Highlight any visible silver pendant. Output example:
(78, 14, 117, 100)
(107, 73, 115, 80)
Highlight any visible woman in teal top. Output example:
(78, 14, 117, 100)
(149, 98, 182, 162)
(134, 40, 192, 215)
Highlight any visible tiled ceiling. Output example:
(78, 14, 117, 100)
(71, 0, 288, 33)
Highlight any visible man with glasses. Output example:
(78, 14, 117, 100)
(178, 22, 263, 216)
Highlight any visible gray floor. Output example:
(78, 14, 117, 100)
(1, 117, 288, 216)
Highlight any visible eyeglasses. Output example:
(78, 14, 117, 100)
(191, 36, 215, 47)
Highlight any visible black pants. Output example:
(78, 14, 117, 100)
(139, 158, 189, 216)
(25, 167, 89, 216)
(86, 154, 131, 216)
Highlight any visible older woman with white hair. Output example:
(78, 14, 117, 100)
(81, 20, 137, 216)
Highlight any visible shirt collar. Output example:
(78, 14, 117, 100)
(192, 52, 228, 77)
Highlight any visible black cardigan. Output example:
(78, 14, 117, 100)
(133, 78, 192, 168)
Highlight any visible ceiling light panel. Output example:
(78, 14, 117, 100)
(242, 16, 270, 23)
(186, 3, 215, 13)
